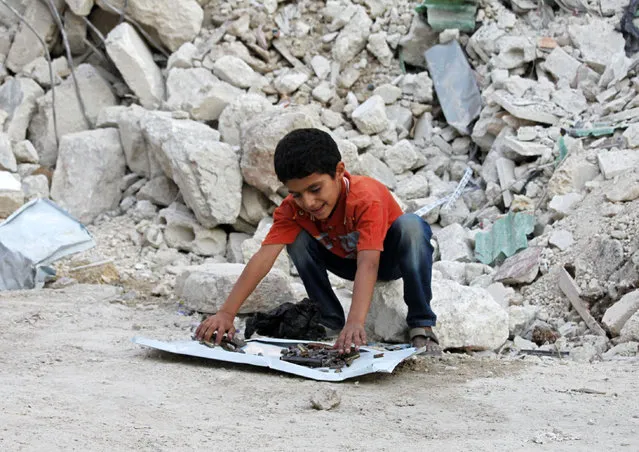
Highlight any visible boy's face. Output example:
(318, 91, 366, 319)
(285, 162, 345, 220)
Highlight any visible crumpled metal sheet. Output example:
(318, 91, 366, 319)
(425, 40, 482, 135)
(474, 211, 535, 265)
(132, 337, 418, 382)
(0, 198, 95, 291)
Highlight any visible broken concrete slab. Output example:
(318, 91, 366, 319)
(568, 20, 625, 72)
(597, 150, 639, 179)
(218, 94, 275, 147)
(106, 22, 165, 110)
(28, 64, 117, 167)
(141, 115, 242, 227)
(97, 0, 203, 52)
(602, 289, 639, 336)
(493, 247, 541, 285)
(0, 77, 44, 143)
(365, 278, 508, 350)
(50, 128, 126, 224)
(604, 170, 639, 202)
(240, 108, 320, 196)
(490, 90, 559, 125)
(502, 136, 550, 161)
(166, 68, 243, 121)
(332, 6, 372, 64)
(475, 211, 535, 265)
(543, 47, 581, 85)
(6, 0, 65, 73)
(175, 263, 294, 314)
(398, 14, 439, 68)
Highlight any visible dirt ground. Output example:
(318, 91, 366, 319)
(1, 284, 638, 451)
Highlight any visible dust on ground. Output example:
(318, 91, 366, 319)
(1, 284, 637, 450)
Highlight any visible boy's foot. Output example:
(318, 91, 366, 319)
(409, 327, 442, 356)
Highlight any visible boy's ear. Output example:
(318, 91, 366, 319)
(335, 161, 345, 178)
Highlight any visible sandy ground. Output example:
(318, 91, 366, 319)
(1, 284, 638, 451)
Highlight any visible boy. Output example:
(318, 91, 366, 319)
(195, 128, 440, 355)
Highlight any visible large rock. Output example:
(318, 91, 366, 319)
(105, 22, 165, 109)
(241, 217, 290, 274)
(136, 175, 178, 207)
(175, 263, 295, 314)
(166, 68, 243, 121)
(603, 289, 639, 336)
(6, 0, 65, 73)
(365, 279, 509, 350)
(50, 128, 126, 223)
(218, 94, 275, 147)
(332, 6, 372, 64)
(28, 64, 117, 167)
(141, 115, 242, 227)
(158, 203, 227, 256)
(605, 170, 639, 202)
(352, 95, 388, 135)
(240, 108, 320, 196)
(0, 77, 44, 142)
(114, 105, 168, 178)
(97, 0, 202, 51)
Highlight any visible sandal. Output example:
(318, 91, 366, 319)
(409, 327, 442, 357)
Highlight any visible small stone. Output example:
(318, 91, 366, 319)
(320, 109, 345, 129)
(401, 72, 433, 103)
(549, 230, 574, 251)
(366, 32, 393, 67)
(212, 55, 260, 89)
(351, 95, 388, 135)
(338, 67, 361, 89)
(310, 388, 341, 410)
(13, 140, 39, 164)
(435, 223, 473, 262)
(493, 247, 541, 285)
(439, 29, 459, 44)
(311, 55, 331, 80)
(312, 81, 335, 104)
(373, 83, 402, 104)
(274, 70, 309, 95)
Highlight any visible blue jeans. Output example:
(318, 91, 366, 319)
(286, 213, 436, 330)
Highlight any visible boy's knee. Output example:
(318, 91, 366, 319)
(394, 214, 430, 242)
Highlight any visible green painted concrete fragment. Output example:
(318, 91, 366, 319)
(416, 0, 478, 32)
(474, 211, 535, 265)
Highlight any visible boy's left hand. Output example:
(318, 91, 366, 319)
(334, 322, 367, 354)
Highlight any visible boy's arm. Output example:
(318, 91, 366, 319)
(195, 243, 285, 343)
(334, 250, 380, 353)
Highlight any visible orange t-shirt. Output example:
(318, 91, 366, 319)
(262, 172, 404, 259)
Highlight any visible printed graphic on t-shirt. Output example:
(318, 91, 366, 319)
(314, 232, 333, 250)
(339, 231, 360, 259)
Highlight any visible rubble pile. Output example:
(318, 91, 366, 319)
(1, 0, 638, 360)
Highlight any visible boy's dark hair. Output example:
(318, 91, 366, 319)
(274, 128, 342, 183)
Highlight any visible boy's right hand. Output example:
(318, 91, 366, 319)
(194, 311, 236, 343)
